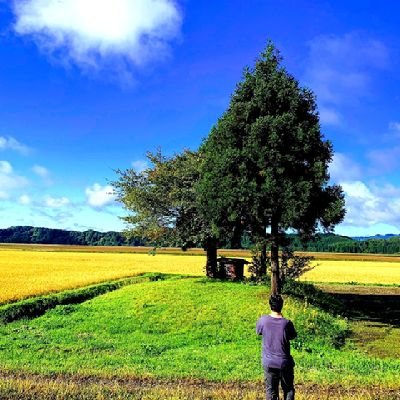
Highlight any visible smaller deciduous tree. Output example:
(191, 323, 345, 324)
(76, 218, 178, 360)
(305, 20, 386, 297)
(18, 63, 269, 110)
(112, 149, 221, 277)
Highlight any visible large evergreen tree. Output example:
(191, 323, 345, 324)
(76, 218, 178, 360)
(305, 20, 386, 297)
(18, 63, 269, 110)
(198, 43, 345, 294)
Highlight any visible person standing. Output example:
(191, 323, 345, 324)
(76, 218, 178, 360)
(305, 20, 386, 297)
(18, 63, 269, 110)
(256, 294, 297, 400)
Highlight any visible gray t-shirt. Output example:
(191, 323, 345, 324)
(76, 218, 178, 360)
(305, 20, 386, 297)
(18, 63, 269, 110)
(256, 315, 297, 369)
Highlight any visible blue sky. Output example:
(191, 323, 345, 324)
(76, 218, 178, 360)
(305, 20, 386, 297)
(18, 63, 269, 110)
(0, 0, 400, 237)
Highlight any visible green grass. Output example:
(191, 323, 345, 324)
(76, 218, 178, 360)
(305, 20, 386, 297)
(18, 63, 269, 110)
(348, 321, 400, 359)
(0, 277, 399, 388)
(315, 282, 400, 361)
(0, 274, 155, 323)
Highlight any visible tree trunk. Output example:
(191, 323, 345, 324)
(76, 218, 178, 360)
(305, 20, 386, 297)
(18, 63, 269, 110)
(270, 216, 280, 295)
(205, 237, 218, 278)
(258, 240, 267, 278)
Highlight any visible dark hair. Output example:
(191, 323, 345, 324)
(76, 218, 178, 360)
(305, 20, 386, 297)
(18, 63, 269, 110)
(269, 295, 283, 312)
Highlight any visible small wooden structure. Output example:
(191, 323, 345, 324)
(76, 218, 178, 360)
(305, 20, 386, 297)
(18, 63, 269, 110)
(216, 257, 249, 280)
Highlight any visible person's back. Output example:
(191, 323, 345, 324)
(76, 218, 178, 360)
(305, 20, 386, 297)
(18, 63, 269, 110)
(256, 295, 297, 400)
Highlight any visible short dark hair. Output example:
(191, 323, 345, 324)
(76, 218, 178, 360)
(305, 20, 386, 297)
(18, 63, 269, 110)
(269, 295, 283, 312)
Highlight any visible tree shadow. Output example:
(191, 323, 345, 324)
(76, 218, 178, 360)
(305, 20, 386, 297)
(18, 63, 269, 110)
(328, 292, 400, 327)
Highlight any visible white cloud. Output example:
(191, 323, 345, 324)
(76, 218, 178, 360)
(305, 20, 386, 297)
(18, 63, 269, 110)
(85, 183, 115, 208)
(0, 136, 30, 155)
(0, 199, 125, 232)
(305, 33, 388, 112)
(0, 160, 29, 199)
(43, 195, 70, 208)
(319, 107, 342, 126)
(131, 159, 148, 172)
(32, 164, 52, 184)
(32, 164, 49, 178)
(340, 180, 400, 229)
(13, 0, 182, 80)
(329, 153, 362, 182)
(19, 194, 31, 205)
(367, 146, 400, 174)
(389, 121, 400, 132)
(341, 181, 374, 200)
(0, 192, 7, 200)
(0, 160, 13, 174)
(330, 153, 400, 230)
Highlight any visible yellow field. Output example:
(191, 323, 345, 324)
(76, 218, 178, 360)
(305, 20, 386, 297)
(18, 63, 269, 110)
(303, 260, 400, 285)
(1, 246, 400, 304)
(0, 249, 205, 304)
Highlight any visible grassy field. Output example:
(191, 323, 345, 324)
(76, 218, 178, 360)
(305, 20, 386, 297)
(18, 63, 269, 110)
(1, 245, 400, 399)
(1, 278, 399, 384)
(316, 283, 400, 361)
(0, 277, 399, 399)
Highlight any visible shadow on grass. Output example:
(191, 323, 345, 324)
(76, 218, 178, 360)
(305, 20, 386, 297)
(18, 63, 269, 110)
(327, 291, 400, 327)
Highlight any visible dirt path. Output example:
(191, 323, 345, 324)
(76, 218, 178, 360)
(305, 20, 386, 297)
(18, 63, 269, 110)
(0, 371, 399, 399)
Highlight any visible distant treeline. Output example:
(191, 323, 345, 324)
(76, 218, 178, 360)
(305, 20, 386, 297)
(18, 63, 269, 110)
(0, 226, 144, 246)
(1, 226, 400, 254)
(289, 233, 400, 254)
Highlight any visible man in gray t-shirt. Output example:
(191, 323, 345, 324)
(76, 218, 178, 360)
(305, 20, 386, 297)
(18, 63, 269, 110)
(256, 295, 297, 400)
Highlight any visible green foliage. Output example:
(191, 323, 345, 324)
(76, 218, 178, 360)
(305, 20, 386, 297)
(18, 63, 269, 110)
(113, 150, 207, 248)
(112, 150, 223, 276)
(198, 41, 346, 289)
(248, 243, 268, 279)
(291, 233, 400, 254)
(280, 248, 315, 281)
(199, 42, 345, 237)
(3, 226, 400, 255)
(249, 247, 314, 282)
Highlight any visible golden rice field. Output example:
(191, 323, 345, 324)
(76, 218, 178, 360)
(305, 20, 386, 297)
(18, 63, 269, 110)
(0, 249, 205, 304)
(1, 246, 400, 304)
(302, 260, 400, 285)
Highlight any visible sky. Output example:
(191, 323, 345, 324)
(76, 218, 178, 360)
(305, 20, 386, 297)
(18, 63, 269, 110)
(0, 0, 400, 237)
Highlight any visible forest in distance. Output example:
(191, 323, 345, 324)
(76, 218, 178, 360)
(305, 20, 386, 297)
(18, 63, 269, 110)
(1, 226, 400, 254)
